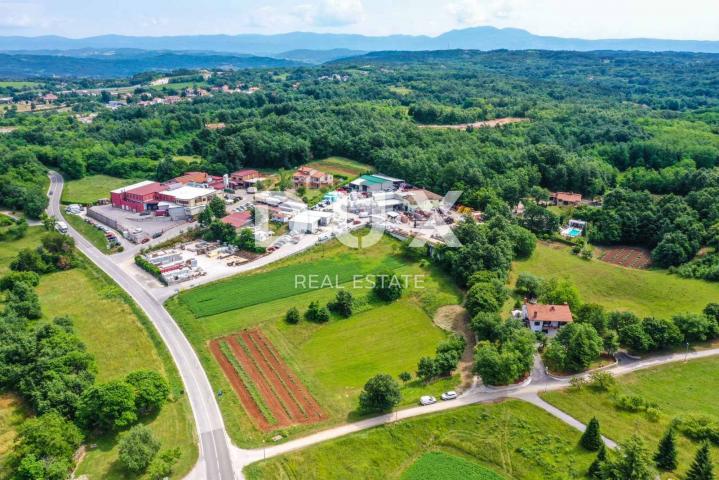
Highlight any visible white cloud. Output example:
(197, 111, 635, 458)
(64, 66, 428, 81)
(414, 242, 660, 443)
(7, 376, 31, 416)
(0, 1, 41, 28)
(446, 0, 516, 26)
(299, 0, 365, 27)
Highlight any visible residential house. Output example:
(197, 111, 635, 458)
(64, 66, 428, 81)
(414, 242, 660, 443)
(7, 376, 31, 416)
(550, 192, 583, 206)
(522, 303, 573, 337)
(230, 169, 260, 188)
(293, 167, 333, 189)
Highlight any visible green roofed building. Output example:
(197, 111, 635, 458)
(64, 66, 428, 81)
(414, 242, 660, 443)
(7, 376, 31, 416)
(349, 173, 403, 193)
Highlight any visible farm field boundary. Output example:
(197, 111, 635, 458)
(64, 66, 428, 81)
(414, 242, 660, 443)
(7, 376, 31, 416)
(210, 329, 325, 431)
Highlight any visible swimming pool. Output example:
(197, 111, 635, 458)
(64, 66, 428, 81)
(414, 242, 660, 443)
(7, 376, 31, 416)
(563, 227, 583, 237)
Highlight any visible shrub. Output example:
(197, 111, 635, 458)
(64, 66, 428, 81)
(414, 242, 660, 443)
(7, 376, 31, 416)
(615, 394, 655, 413)
(285, 307, 300, 324)
(372, 272, 403, 302)
(588, 371, 616, 392)
(305, 301, 330, 323)
(675, 414, 719, 444)
(118, 425, 161, 473)
(134, 255, 165, 284)
(327, 290, 353, 317)
(0, 271, 40, 290)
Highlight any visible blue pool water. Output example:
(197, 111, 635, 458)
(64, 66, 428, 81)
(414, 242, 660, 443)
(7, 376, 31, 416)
(566, 228, 582, 237)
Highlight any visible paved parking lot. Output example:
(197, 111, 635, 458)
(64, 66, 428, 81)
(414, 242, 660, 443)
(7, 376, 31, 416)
(90, 204, 189, 237)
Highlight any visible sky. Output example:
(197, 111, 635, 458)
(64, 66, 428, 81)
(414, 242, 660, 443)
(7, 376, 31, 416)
(0, 0, 718, 40)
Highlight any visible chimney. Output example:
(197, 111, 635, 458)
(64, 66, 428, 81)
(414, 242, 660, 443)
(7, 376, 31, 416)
(533, 311, 537, 319)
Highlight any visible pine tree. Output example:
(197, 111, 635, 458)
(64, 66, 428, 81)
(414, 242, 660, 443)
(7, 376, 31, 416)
(580, 417, 603, 451)
(653, 427, 678, 471)
(588, 444, 607, 479)
(603, 434, 654, 480)
(686, 443, 714, 480)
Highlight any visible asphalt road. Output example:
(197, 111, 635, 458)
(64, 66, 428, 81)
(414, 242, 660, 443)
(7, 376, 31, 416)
(48, 172, 236, 480)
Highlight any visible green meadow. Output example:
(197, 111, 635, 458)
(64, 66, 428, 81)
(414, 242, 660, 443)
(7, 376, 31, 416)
(512, 242, 719, 318)
(244, 400, 595, 480)
(167, 234, 463, 446)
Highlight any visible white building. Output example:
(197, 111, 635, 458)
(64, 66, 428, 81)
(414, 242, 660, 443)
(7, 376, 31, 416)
(289, 211, 333, 234)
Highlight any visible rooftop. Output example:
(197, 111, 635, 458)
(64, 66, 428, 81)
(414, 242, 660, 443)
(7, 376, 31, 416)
(525, 304, 573, 323)
(112, 180, 164, 197)
(162, 185, 216, 201)
(174, 171, 209, 184)
(221, 211, 252, 229)
(553, 192, 583, 203)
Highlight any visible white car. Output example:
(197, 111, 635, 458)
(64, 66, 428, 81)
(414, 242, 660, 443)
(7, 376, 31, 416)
(441, 391, 458, 401)
(419, 395, 437, 406)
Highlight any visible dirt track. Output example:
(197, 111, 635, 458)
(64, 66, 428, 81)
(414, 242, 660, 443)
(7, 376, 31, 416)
(210, 329, 325, 431)
(600, 245, 652, 269)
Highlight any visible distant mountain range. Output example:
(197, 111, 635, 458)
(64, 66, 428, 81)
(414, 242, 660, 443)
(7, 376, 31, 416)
(1, 26, 719, 56)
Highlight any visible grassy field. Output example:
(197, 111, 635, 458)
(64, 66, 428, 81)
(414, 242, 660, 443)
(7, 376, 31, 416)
(541, 356, 719, 478)
(401, 452, 505, 480)
(0, 229, 197, 479)
(512, 242, 719, 318)
(389, 86, 413, 96)
(62, 212, 118, 254)
(61, 174, 134, 204)
(0, 395, 28, 479)
(305, 156, 374, 179)
(167, 234, 463, 446)
(244, 400, 595, 479)
(0, 81, 40, 88)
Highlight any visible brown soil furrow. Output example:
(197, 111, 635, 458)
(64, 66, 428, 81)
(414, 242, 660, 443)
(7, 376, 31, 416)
(248, 329, 326, 421)
(239, 331, 307, 421)
(209, 339, 270, 430)
(226, 336, 292, 426)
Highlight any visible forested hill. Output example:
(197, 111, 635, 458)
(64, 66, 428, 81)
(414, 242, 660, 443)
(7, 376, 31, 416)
(0, 52, 302, 79)
(1, 49, 718, 277)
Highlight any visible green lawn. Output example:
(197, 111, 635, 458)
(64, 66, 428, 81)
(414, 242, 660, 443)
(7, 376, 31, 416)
(512, 242, 719, 318)
(0, 395, 28, 479)
(305, 156, 374, 179)
(244, 400, 595, 480)
(0, 229, 197, 479)
(61, 174, 135, 205)
(0, 227, 46, 274)
(541, 356, 719, 478)
(402, 452, 505, 480)
(62, 212, 118, 254)
(167, 235, 463, 446)
(0, 81, 40, 88)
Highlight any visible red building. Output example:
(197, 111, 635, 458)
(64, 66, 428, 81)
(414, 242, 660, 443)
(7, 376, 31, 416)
(110, 181, 165, 213)
(230, 169, 260, 188)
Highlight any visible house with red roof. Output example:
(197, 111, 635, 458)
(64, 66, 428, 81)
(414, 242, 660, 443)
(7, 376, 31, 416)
(522, 303, 573, 337)
(230, 169, 260, 188)
(293, 167, 333, 189)
(550, 192, 583, 206)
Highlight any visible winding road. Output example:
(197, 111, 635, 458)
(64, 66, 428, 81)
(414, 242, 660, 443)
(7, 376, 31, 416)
(48, 171, 719, 477)
(48, 172, 236, 480)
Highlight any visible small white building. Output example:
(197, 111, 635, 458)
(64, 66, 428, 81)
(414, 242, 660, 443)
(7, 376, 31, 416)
(289, 211, 333, 234)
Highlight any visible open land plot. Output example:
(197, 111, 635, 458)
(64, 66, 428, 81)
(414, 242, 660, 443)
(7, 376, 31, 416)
(599, 245, 652, 269)
(418, 117, 529, 130)
(0, 394, 28, 479)
(0, 228, 197, 479)
(61, 174, 136, 204)
(304, 156, 374, 178)
(210, 329, 325, 431)
(0, 81, 40, 88)
(0, 227, 45, 274)
(512, 242, 719, 318)
(541, 356, 719, 478)
(244, 400, 595, 480)
(167, 234, 464, 446)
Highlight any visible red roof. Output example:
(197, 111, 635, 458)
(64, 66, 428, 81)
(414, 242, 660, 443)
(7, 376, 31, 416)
(174, 171, 208, 184)
(231, 169, 259, 178)
(126, 182, 164, 197)
(220, 211, 252, 229)
(525, 304, 573, 323)
(553, 192, 583, 203)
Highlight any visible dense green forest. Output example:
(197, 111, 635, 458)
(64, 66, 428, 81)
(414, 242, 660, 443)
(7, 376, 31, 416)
(1, 49, 718, 275)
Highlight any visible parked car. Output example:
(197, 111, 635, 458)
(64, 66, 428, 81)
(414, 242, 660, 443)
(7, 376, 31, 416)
(440, 391, 458, 401)
(419, 395, 436, 406)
